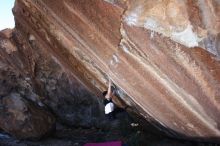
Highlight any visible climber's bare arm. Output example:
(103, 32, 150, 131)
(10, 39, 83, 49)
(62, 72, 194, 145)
(105, 78, 112, 99)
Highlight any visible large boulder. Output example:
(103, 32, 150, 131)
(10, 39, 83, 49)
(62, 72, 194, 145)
(0, 93, 55, 139)
(0, 0, 218, 141)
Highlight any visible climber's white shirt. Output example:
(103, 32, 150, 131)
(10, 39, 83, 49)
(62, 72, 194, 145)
(105, 102, 114, 114)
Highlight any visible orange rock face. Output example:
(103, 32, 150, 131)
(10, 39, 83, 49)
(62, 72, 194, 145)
(3, 0, 220, 141)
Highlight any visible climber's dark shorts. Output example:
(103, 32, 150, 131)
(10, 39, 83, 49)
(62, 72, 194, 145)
(105, 111, 115, 121)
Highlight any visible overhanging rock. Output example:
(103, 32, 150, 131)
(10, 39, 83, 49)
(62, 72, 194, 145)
(11, 0, 220, 141)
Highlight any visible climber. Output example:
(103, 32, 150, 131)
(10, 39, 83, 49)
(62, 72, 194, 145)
(103, 78, 116, 120)
(102, 78, 139, 127)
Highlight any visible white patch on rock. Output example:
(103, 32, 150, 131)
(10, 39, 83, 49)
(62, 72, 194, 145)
(144, 18, 158, 29)
(124, 7, 200, 48)
(143, 19, 199, 47)
(150, 31, 154, 39)
(110, 54, 120, 66)
(171, 24, 199, 47)
(29, 34, 35, 41)
(104, 0, 115, 4)
(113, 54, 119, 63)
(110, 60, 114, 65)
(124, 6, 143, 26)
(121, 45, 130, 53)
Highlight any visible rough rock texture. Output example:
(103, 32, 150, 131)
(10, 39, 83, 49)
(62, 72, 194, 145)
(0, 0, 220, 142)
(0, 28, 106, 130)
(124, 0, 220, 55)
(0, 93, 55, 139)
